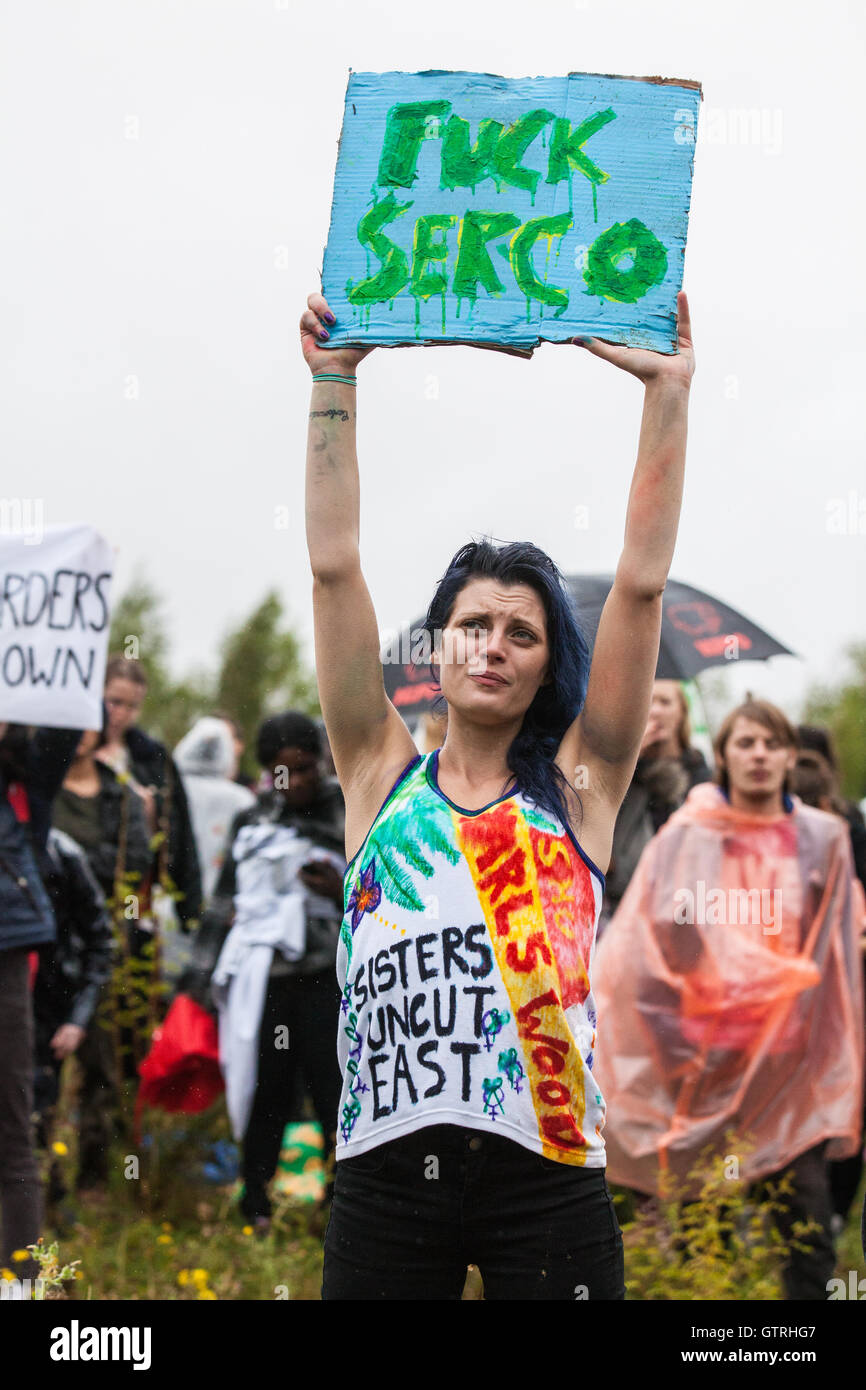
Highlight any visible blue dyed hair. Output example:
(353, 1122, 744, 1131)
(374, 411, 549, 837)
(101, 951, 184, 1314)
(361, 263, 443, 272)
(422, 539, 591, 828)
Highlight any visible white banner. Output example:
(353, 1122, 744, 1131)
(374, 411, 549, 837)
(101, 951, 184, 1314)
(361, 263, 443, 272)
(0, 523, 114, 730)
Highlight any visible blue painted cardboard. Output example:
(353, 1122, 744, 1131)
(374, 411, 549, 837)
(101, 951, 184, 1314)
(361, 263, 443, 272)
(321, 70, 701, 355)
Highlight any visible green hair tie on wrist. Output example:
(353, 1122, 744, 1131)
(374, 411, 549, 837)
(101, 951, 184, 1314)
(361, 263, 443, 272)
(311, 373, 357, 385)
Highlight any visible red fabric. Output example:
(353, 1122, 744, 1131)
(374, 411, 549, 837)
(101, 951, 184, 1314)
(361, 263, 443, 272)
(7, 782, 30, 822)
(136, 995, 224, 1118)
(28, 951, 39, 989)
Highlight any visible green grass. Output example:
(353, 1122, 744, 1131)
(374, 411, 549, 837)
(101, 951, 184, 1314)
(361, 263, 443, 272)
(36, 1087, 865, 1301)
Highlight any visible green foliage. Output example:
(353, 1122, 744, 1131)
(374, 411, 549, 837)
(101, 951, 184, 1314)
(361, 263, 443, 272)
(43, 1096, 326, 1300)
(214, 591, 320, 781)
(108, 576, 319, 776)
(94, 863, 173, 1141)
(26, 1238, 82, 1299)
(39, 1097, 866, 1300)
(804, 642, 866, 800)
(107, 572, 198, 745)
(614, 1144, 818, 1300)
(693, 668, 734, 734)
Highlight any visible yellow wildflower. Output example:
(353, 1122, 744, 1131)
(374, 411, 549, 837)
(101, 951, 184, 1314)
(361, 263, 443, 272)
(242, 1225, 254, 1236)
(156, 1234, 173, 1246)
(1, 1269, 15, 1281)
(177, 1270, 191, 1287)
(191, 1268, 209, 1288)
(197, 1288, 217, 1300)
(161, 1221, 173, 1232)
(52, 1141, 68, 1156)
(11, 1250, 29, 1263)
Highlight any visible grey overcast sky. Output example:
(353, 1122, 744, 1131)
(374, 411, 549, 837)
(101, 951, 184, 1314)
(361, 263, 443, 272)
(3, 0, 864, 722)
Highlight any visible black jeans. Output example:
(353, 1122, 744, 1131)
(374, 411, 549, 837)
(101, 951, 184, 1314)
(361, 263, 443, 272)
(33, 1011, 66, 1205)
(74, 986, 121, 1189)
(755, 1142, 836, 1300)
(322, 1124, 625, 1300)
(241, 969, 343, 1221)
(0, 949, 41, 1279)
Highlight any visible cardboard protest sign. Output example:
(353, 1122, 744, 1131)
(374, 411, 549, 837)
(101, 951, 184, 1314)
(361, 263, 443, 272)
(0, 523, 114, 730)
(322, 70, 701, 355)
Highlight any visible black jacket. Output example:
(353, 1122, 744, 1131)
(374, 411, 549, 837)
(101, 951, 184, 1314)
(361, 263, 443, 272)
(124, 727, 202, 926)
(0, 726, 81, 953)
(180, 778, 345, 1007)
(53, 759, 153, 901)
(603, 746, 713, 917)
(34, 829, 114, 1031)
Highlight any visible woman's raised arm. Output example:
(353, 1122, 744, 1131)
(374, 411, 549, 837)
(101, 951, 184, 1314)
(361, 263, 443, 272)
(557, 292, 695, 836)
(302, 293, 416, 797)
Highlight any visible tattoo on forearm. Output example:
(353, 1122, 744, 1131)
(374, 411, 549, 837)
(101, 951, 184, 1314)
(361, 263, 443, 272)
(310, 408, 350, 423)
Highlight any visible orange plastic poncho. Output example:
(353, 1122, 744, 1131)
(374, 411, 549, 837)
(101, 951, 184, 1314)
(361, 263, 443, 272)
(592, 783, 865, 1193)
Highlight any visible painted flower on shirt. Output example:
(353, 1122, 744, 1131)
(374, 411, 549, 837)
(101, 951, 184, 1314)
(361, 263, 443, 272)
(347, 858, 382, 933)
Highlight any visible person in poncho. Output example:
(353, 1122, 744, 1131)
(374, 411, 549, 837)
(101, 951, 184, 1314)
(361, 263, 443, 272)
(592, 699, 865, 1300)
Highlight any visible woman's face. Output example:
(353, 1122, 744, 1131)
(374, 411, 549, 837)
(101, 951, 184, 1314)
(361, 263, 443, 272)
(433, 577, 550, 725)
(104, 677, 146, 738)
(269, 744, 320, 809)
(641, 679, 684, 753)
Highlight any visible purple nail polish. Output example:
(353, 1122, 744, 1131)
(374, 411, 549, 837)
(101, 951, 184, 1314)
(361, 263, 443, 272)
(324, 312, 336, 324)
(319, 328, 329, 340)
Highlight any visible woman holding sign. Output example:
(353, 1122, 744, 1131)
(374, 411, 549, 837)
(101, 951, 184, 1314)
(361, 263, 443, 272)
(302, 289, 694, 1300)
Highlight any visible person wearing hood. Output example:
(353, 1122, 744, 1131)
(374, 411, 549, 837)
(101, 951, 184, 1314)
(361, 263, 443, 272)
(174, 716, 255, 906)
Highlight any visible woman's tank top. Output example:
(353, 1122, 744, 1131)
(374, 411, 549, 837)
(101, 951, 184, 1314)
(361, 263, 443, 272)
(336, 748, 607, 1167)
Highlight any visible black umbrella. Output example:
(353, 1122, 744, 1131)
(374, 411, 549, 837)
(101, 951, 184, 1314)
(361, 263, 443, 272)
(563, 575, 795, 680)
(381, 576, 795, 717)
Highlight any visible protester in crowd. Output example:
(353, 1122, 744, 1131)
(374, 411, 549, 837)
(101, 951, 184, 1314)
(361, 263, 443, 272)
(797, 724, 866, 893)
(32, 829, 113, 1216)
(205, 712, 346, 1233)
(0, 721, 80, 1282)
(592, 699, 865, 1300)
(98, 656, 202, 929)
(51, 719, 153, 1193)
(792, 731, 866, 1238)
(600, 678, 711, 931)
(174, 716, 255, 906)
(790, 748, 837, 812)
(52, 725, 153, 902)
(301, 286, 694, 1300)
